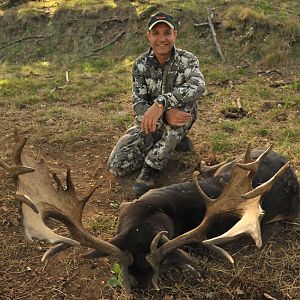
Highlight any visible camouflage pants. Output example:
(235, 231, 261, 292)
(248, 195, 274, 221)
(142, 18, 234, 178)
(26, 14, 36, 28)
(107, 118, 193, 176)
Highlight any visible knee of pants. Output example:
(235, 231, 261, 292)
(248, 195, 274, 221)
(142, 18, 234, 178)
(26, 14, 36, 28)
(107, 159, 127, 177)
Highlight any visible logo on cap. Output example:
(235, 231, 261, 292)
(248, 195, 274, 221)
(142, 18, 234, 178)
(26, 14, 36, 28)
(147, 12, 176, 30)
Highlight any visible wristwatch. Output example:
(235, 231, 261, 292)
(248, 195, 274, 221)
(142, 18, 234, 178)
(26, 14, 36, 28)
(154, 95, 165, 109)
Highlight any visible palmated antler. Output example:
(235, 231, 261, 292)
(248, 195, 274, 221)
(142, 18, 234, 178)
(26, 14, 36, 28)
(0, 130, 133, 292)
(146, 144, 290, 289)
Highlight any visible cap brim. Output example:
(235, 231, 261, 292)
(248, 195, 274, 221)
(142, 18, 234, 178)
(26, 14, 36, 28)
(148, 20, 174, 30)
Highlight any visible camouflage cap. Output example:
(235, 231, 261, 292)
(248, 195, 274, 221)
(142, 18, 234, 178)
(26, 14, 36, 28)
(147, 11, 176, 30)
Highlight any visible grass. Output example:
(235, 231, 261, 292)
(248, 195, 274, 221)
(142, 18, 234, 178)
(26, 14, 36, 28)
(111, 113, 133, 129)
(211, 132, 233, 153)
(0, 76, 49, 104)
(288, 81, 300, 92)
(15, 0, 118, 15)
(220, 121, 237, 133)
(89, 214, 118, 239)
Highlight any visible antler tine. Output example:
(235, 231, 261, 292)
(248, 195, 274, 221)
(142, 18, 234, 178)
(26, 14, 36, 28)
(13, 129, 27, 165)
(53, 170, 100, 206)
(237, 160, 261, 184)
(15, 194, 39, 214)
(206, 244, 234, 264)
(0, 130, 34, 177)
(41, 202, 132, 259)
(243, 144, 273, 170)
(257, 144, 273, 161)
(238, 144, 274, 174)
(200, 158, 234, 176)
(81, 178, 102, 206)
(0, 131, 34, 178)
(159, 235, 199, 268)
(66, 168, 75, 194)
(242, 162, 290, 199)
(42, 243, 73, 262)
(0, 160, 34, 177)
(147, 231, 167, 290)
(53, 171, 64, 191)
(146, 217, 212, 290)
(243, 143, 252, 163)
(150, 231, 168, 253)
(193, 171, 213, 205)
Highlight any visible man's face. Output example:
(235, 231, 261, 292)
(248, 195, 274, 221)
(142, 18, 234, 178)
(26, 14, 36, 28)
(147, 23, 177, 58)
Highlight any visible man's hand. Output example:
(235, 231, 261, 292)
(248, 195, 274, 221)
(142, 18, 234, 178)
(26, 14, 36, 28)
(166, 108, 192, 126)
(141, 103, 164, 133)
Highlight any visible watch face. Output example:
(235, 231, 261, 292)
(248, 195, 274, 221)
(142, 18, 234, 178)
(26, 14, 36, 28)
(157, 96, 164, 103)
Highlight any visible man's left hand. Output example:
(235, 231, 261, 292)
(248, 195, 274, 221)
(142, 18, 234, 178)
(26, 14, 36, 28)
(166, 108, 192, 127)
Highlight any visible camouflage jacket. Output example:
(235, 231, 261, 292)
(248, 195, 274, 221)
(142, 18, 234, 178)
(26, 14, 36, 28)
(132, 47, 205, 120)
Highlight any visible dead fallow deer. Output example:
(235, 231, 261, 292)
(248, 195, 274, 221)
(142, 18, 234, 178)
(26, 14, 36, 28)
(0, 130, 299, 293)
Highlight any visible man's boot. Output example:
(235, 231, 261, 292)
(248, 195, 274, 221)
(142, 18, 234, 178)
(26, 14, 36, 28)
(175, 136, 193, 152)
(133, 164, 160, 197)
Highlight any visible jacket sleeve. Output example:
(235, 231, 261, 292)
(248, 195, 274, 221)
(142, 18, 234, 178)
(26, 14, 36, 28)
(163, 54, 205, 109)
(131, 59, 150, 119)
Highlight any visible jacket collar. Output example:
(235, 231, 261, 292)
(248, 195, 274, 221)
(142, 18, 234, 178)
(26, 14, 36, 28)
(146, 46, 176, 67)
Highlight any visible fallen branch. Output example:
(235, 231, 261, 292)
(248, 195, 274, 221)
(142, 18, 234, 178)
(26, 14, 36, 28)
(221, 97, 247, 119)
(257, 69, 282, 76)
(235, 98, 243, 110)
(103, 17, 121, 24)
(194, 21, 222, 27)
(208, 79, 244, 87)
(206, 7, 225, 62)
(89, 31, 125, 56)
(269, 80, 294, 88)
(49, 70, 70, 95)
(226, 264, 245, 287)
(103, 17, 129, 24)
(263, 293, 277, 300)
(0, 34, 54, 51)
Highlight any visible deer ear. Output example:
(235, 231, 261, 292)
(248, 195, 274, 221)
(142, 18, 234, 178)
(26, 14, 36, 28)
(119, 201, 132, 211)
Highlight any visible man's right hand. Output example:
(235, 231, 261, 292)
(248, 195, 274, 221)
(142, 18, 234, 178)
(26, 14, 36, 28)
(166, 108, 192, 127)
(141, 102, 164, 133)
